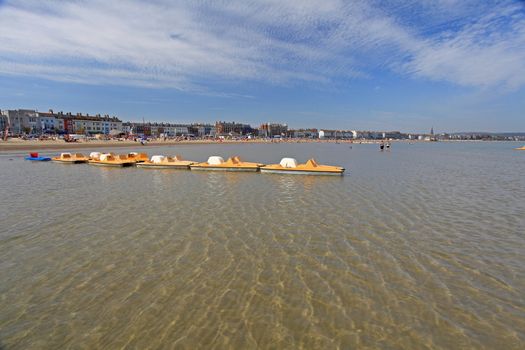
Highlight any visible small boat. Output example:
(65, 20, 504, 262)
(260, 158, 344, 175)
(190, 156, 263, 172)
(25, 152, 51, 161)
(515, 146, 525, 150)
(52, 152, 89, 163)
(88, 153, 135, 167)
(127, 152, 149, 162)
(136, 155, 195, 169)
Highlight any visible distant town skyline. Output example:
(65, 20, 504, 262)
(1, 0, 524, 133)
(4, 108, 524, 142)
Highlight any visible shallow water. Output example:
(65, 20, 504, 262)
(0, 142, 524, 349)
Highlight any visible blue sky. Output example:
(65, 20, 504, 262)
(0, 0, 524, 132)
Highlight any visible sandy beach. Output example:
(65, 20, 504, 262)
(0, 138, 374, 152)
(0, 138, 489, 153)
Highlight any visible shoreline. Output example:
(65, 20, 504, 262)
(0, 138, 519, 153)
(0, 139, 377, 152)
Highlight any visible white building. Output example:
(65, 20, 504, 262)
(63, 113, 122, 134)
(291, 129, 318, 138)
(196, 125, 216, 137)
(319, 129, 355, 139)
(382, 131, 404, 139)
(36, 111, 64, 133)
(2, 109, 40, 134)
(0, 113, 8, 133)
(318, 129, 335, 139)
(174, 125, 189, 136)
(339, 131, 354, 139)
(162, 124, 189, 136)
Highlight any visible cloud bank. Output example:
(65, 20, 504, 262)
(0, 0, 523, 90)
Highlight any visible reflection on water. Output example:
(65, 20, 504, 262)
(266, 171, 342, 195)
(275, 175, 299, 203)
(0, 142, 524, 349)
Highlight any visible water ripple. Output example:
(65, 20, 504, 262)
(0, 142, 524, 349)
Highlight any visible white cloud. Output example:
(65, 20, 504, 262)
(0, 0, 523, 90)
(400, 2, 525, 89)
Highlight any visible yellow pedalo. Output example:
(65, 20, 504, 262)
(260, 158, 344, 175)
(52, 152, 89, 164)
(88, 152, 135, 167)
(190, 156, 263, 172)
(136, 155, 195, 169)
(127, 152, 149, 162)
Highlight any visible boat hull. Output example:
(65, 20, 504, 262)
(25, 157, 51, 161)
(190, 166, 259, 172)
(88, 161, 135, 167)
(52, 159, 87, 164)
(136, 164, 190, 169)
(260, 168, 344, 176)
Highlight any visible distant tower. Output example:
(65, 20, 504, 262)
(430, 126, 434, 136)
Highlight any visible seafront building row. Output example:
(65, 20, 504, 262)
(0, 109, 277, 138)
(0, 108, 406, 140)
(3, 108, 521, 141)
(1, 109, 122, 136)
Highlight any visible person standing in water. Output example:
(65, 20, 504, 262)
(380, 141, 385, 151)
